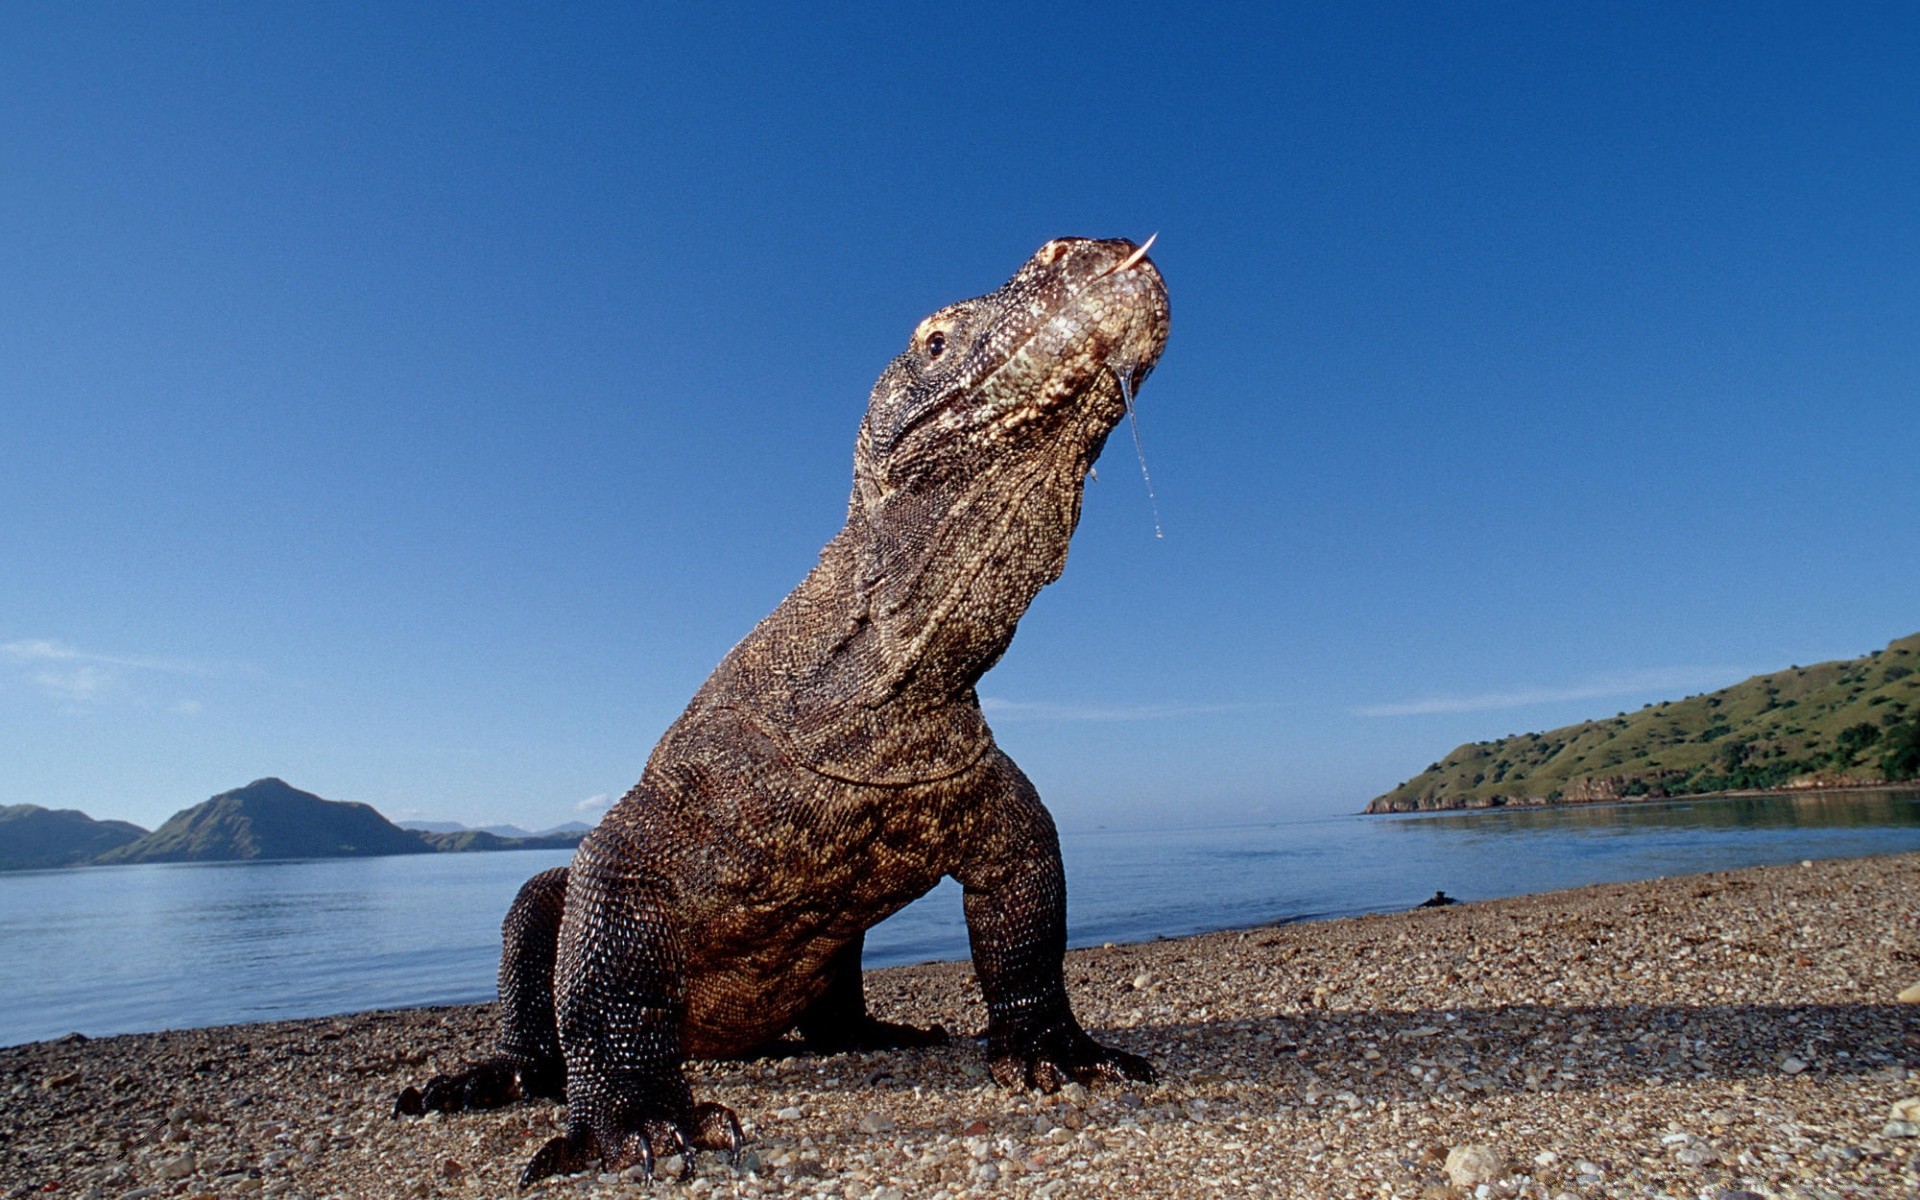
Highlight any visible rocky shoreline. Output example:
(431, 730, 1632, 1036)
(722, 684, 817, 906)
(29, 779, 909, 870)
(6, 854, 1918, 1200)
(1361, 782, 1920, 815)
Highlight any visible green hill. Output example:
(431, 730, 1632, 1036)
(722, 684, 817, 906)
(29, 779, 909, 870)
(95, 778, 434, 863)
(0, 805, 147, 870)
(1365, 631, 1920, 813)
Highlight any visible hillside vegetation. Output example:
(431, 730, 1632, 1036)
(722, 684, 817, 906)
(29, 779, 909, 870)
(1366, 631, 1920, 813)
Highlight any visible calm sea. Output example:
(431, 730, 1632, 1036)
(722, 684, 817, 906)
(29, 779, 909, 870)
(3, 790, 1917, 1048)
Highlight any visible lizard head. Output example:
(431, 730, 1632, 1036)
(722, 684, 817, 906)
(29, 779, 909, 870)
(847, 237, 1170, 698)
(857, 236, 1169, 485)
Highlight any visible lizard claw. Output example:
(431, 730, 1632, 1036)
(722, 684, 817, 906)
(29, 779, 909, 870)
(989, 1025, 1155, 1093)
(517, 1100, 743, 1187)
(521, 1131, 595, 1188)
(689, 1101, 746, 1156)
(394, 1058, 523, 1116)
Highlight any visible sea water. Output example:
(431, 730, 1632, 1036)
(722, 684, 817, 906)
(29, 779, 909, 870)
(3, 789, 1916, 1047)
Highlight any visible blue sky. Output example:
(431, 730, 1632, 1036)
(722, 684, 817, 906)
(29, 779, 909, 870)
(5, 3, 1916, 833)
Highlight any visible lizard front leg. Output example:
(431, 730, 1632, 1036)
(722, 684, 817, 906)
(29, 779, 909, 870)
(954, 753, 1154, 1092)
(525, 843, 740, 1186)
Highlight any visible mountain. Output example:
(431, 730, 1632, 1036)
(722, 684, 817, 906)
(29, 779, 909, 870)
(0, 805, 147, 871)
(1366, 631, 1920, 813)
(96, 778, 433, 864)
(415, 828, 585, 852)
(398, 819, 470, 834)
(400, 819, 592, 840)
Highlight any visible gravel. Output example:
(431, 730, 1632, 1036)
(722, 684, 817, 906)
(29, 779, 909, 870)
(4, 851, 1918, 1199)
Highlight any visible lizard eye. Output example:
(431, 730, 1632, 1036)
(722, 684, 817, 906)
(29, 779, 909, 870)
(926, 331, 946, 358)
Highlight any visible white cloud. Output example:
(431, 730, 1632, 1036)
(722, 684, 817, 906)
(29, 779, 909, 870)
(29, 664, 119, 705)
(1353, 666, 1753, 718)
(980, 696, 1253, 722)
(0, 638, 217, 675)
(573, 792, 613, 814)
(2, 638, 237, 710)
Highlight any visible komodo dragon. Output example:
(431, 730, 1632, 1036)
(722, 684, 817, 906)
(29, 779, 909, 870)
(397, 236, 1170, 1185)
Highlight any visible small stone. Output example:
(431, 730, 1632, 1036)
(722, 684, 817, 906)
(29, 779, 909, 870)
(1059, 1081, 1089, 1106)
(1891, 1096, 1920, 1122)
(42, 1071, 81, 1090)
(155, 1151, 196, 1181)
(1716, 1192, 1766, 1200)
(1897, 980, 1920, 1003)
(117, 1189, 159, 1200)
(439, 1158, 464, 1178)
(1780, 1056, 1808, 1075)
(1443, 1144, 1501, 1188)
(975, 1162, 1000, 1183)
(1884, 1120, 1920, 1138)
(774, 1105, 803, 1120)
(734, 1148, 764, 1175)
(1532, 1150, 1558, 1167)
(1674, 1143, 1717, 1166)
(656, 1155, 685, 1177)
(872, 1188, 906, 1200)
(857, 1112, 896, 1134)
(960, 1118, 990, 1136)
(1131, 973, 1156, 991)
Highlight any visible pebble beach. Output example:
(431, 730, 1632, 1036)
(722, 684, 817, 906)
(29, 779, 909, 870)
(6, 853, 1918, 1200)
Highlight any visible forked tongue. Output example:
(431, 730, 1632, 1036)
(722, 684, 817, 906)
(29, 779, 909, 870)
(1110, 359, 1163, 539)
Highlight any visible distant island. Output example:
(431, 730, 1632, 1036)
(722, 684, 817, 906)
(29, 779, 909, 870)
(1366, 631, 1920, 813)
(0, 778, 587, 872)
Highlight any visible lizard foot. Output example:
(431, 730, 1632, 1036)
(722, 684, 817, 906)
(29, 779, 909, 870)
(394, 1057, 542, 1116)
(801, 1016, 949, 1054)
(989, 1024, 1155, 1093)
(520, 1101, 742, 1188)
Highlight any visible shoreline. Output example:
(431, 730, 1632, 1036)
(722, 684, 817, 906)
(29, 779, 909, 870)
(1363, 781, 1920, 816)
(6, 855, 1918, 1199)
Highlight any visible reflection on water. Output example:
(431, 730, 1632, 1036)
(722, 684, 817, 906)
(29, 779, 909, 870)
(3, 790, 1916, 1046)
(1401, 789, 1920, 833)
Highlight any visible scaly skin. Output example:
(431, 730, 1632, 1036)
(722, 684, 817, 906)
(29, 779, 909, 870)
(397, 237, 1170, 1185)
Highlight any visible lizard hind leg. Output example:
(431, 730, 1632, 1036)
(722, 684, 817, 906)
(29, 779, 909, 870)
(796, 932, 949, 1053)
(493, 865, 569, 1097)
(394, 866, 569, 1115)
